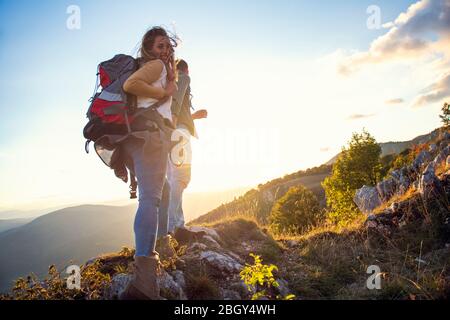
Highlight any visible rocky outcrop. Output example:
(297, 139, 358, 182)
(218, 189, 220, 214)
(365, 167, 450, 235)
(355, 132, 450, 214)
(101, 224, 291, 300)
(411, 150, 432, 173)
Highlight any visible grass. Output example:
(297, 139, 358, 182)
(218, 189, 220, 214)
(184, 269, 221, 300)
(273, 190, 449, 300)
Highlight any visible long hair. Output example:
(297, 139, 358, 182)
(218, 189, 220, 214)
(139, 26, 178, 65)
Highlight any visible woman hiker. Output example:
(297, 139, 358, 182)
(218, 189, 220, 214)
(119, 26, 178, 300)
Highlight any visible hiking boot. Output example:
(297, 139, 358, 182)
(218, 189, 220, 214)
(119, 252, 162, 300)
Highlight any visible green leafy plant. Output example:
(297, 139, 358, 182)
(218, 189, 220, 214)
(240, 253, 295, 300)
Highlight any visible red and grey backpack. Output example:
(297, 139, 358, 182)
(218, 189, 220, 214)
(83, 54, 175, 199)
(83, 54, 139, 151)
(83, 54, 140, 198)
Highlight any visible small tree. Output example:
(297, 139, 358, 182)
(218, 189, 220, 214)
(269, 186, 323, 235)
(439, 102, 449, 128)
(322, 129, 382, 225)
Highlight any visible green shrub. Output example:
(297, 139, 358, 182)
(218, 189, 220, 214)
(269, 186, 323, 235)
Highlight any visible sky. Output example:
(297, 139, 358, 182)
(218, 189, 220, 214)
(0, 0, 449, 213)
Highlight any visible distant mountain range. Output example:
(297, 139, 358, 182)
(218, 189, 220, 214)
(0, 218, 34, 234)
(0, 205, 136, 292)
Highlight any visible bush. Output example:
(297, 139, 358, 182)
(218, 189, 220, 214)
(269, 186, 323, 235)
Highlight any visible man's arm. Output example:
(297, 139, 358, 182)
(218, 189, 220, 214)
(192, 109, 208, 120)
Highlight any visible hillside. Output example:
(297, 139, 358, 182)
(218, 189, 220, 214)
(2, 170, 448, 300)
(1, 127, 448, 300)
(190, 165, 332, 226)
(193, 128, 445, 227)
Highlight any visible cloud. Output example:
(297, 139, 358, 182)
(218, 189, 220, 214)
(339, 0, 450, 74)
(385, 98, 404, 105)
(347, 113, 375, 120)
(339, 0, 450, 107)
(320, 147, 330, 152)
(412, 72, 450, 107)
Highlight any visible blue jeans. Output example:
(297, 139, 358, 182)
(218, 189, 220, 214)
(157, 125, 192, 236)
(157, 162, 191, 236)
(123, 132, 169, 257)
(167, 162, 191, 233)
(157, 178, 170, 239)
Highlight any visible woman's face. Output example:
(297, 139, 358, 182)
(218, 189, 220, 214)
(151, 35, 172, 64)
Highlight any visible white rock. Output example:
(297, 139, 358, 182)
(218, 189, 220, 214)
(433, 146, 450, 168)
(354, 185, 382, 214)
(201, 235, 221, 249)
(189, 242, 208, 251)
(171, 270, 186, 291)
(187, 226, 221, 242)
(419, 163, 442, 198)
(159, 270, 187, 300)
(104, 273, 132, 300)
(199, 251, 243, 273)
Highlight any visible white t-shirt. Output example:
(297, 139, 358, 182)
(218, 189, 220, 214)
(136, 60, 173, 122)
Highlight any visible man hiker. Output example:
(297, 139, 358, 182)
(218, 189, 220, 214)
(158, 59, 208, 246)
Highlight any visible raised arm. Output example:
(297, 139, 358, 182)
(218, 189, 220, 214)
(123, 60, 168, 100)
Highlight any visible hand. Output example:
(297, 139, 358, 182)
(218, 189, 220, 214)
(167, 68, 176, 82)
(167, 62, 176, 82)
(165, 52, 176, 81)
(165, 81, 178, 97)
(192, 109, 208, 120)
